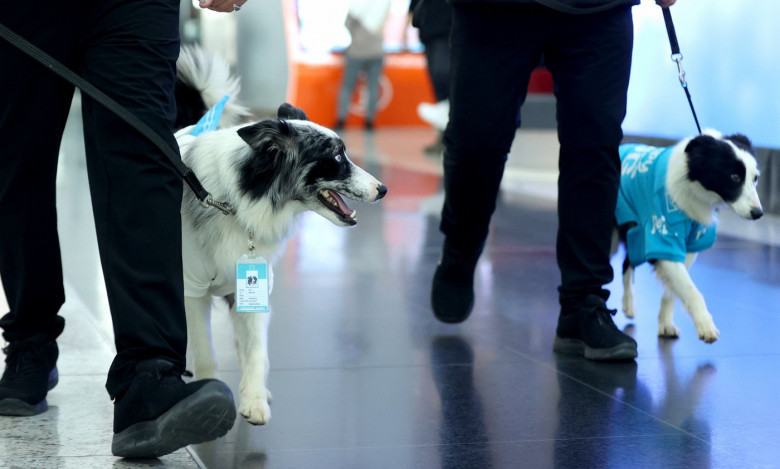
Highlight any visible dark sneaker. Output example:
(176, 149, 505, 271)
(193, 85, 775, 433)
(112, 359, 236, 459)
(0, 338, 58, 416)
(431, 241, 483, 324)
(553, 294, 637, 361)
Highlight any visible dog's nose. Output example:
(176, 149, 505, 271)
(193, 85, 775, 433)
(750, 207, 764, 220)
(376, 184, 387, 200)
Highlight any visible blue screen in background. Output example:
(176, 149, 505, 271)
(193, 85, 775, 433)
(626, 1, 779, 149)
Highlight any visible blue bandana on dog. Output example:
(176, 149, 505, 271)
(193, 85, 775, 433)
(190, 95, 229, 136)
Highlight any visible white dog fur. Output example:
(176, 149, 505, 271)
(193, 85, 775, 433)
(174, 47, 386, 425)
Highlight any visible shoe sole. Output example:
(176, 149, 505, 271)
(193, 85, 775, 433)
(553, 337, 637, 361)
(111, 381, 236, 459)
(0, 367, 59, 417)
(0, 397, 48, 416)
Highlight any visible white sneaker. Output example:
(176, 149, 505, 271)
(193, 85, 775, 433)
(417, 100, 449, 131)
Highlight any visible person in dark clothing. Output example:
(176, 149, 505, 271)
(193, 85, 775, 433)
(430, 0, 676, 361)
(0, 0, 242, 458)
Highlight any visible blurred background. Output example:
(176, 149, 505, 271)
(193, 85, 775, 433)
(180, 0, 778, 144)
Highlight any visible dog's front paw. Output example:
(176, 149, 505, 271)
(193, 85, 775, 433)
(658, 322, 680, 338)
(239, 394, 272, 425)
(695, 319, 719, 343)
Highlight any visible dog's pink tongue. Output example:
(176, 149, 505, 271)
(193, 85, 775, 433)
(327, 190, 355, 217)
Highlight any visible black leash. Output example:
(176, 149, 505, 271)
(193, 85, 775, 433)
(661, 6, 702, 135)
(0, 22, 235, 215)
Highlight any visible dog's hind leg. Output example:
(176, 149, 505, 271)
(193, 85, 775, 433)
(616, 224, 637, 319)
(654, 255, 719, 343)
(622, 256, 637, 319)
(228, 296, 272, 425)
(185, 295, 219, 379)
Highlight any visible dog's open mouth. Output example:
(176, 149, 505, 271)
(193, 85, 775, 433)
(318, 189, 357, 225)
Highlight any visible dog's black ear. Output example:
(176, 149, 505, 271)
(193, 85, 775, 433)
(237, 119, 295, 149)
(684, 134, 719, 162)
(725, 133, 755, 154)
(277, 103, 308, 121)
(235, 120, 295, 204)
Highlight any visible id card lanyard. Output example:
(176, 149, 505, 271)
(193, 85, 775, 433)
(235, 231, 270, 312)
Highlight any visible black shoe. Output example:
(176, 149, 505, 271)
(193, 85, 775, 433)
(431, 241, 483, 324)
(112, 359, 236, 459)
(0, 337, 58, 416)
(553, 295, 637, 361)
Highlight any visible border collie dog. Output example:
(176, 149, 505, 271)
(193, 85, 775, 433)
(174, 47, 387, 425)
(614, 129, 762, 344)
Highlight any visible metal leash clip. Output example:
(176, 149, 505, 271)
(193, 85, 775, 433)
(201, 194, 236, 216)
(671, 53, 687, 88)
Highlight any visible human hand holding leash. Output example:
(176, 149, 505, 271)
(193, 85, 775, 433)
(199, 0, 247, 13)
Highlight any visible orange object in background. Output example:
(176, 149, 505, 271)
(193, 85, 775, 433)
(281, 0, 553, 128)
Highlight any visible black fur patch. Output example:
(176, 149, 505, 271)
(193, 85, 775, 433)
(685, 135, 746, 203)
(277, 103, 309, 121)
(725, 133, 756, 156)
(236, 120, 352, 209)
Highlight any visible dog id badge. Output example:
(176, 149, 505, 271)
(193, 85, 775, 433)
(236, 250, 269, 313)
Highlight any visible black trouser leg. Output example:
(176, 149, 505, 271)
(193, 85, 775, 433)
(441, 5, 542, 251)
(545, 6, 633, 308)
(76, 0, 185, 399)
(0, 6, 79, 343)
(442, 4, 633, 306)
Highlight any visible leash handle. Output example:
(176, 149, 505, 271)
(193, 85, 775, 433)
(660, 7, 702, 135)
(0, 21, 234, 215)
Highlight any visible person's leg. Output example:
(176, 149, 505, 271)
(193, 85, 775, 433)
(0, 4, 78, 416)
(432, 4, 543, 323)
(78, 0, 187, 401)
(364, 56, 384, 127)
(545, 6, 637, 360)
(77, 0, 235, 456)
(336, 55, 363, 126)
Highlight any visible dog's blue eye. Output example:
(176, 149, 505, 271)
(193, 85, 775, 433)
(334, 153, 343, 162)
(731, 174, 742, 183)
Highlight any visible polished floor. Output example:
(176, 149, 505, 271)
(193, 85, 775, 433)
(1, 103, 780, 468)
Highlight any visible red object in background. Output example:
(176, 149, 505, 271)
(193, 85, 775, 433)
(282, 0, 553, 128)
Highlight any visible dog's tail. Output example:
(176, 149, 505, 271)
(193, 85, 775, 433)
(174, 45, 252, 131)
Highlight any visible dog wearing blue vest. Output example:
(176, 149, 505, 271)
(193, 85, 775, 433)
(613, 129, 763, 343)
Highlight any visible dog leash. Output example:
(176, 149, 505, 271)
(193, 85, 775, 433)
(0, 22, 236, 215)
(661, 6, 702, 135)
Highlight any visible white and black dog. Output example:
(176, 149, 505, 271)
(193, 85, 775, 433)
(614, 129, 763, 344)
(174, 47, 387, 425)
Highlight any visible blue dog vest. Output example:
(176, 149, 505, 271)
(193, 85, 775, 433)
(616, 143, 717, 266)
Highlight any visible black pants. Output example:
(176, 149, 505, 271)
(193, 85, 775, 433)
(441, 4, 633, 306)
(0, 0, 185, 399)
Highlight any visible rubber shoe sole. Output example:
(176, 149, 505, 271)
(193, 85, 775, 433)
(553, 337, 637, 361)
(0, 367, 59, 417)
(112, 381, 236, 459)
